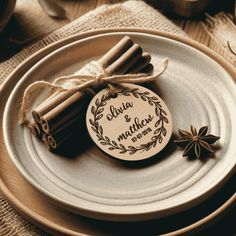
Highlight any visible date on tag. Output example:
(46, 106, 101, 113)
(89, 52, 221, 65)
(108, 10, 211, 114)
(86, 84, 172, 161)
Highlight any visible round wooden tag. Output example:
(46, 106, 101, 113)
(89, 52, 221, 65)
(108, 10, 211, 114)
(86, 84, 172, 161)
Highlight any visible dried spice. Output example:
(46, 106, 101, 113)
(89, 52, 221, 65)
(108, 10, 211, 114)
(174, 126, 220, 158)
(26, 36, 156, 150)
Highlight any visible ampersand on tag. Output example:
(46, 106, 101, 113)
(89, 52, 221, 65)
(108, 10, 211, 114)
(86, 84, 172, 161)
(124, 115, 131, 123)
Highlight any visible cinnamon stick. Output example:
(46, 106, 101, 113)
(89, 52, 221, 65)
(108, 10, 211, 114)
(30, 36, 154, 150)
(32, 91, 63, 123)
(40, 93, 89, 134)
(32, 36, 134, 124)
(127, 52, 151, 74)
(99, 36, 134, 68)
(141, 64, 154, 74)
(43, 112, 84, 150)
(38, 38, 143, 134)
(28, 122, 43, 139)
(42, 60, 153, 150)
(45, 132, 72, 150)
(105, 43, 142, 75)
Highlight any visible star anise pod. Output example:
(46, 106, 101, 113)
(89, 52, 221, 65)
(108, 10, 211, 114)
(174, 126, 220, 158)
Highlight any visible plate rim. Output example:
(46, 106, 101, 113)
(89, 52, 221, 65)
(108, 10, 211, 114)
(1, 28, 236, 235)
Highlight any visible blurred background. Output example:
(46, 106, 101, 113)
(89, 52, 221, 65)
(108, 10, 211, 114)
(0, 0, 236, 62)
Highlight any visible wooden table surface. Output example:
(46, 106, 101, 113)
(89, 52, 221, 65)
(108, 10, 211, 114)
(0, 0, 233, 61)
(1, 0, 236, 235)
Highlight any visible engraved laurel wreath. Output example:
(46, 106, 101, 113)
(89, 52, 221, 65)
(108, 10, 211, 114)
(89, 88, 169, 155)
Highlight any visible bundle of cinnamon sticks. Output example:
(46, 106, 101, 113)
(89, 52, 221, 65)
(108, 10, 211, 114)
(29, 36, 154, 150)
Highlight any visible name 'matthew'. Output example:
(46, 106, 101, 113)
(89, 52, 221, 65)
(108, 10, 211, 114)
(117, 115, 154, 141)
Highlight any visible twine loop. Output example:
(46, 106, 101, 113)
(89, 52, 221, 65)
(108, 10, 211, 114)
(19, 58, 169, 125)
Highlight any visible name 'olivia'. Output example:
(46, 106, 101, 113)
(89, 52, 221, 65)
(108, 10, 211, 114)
(106, 102, 133, 121)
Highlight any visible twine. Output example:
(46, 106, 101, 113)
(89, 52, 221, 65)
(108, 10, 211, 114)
(19, 58, 169, 125)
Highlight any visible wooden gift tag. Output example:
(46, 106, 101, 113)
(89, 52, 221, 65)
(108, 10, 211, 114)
(86, 84, 172, 161)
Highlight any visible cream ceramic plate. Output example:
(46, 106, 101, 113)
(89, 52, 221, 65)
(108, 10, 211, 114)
(3, 32, 236, 221)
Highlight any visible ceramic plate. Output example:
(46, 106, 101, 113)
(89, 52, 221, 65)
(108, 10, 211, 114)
(3, 32, 236, 221)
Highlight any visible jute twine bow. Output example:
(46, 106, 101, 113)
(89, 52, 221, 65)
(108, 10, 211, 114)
(19, 58, 169, 125)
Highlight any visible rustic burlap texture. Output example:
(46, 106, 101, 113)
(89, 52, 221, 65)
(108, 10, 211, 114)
(0, 1, 186, 235)
(0, 0, 186, 83)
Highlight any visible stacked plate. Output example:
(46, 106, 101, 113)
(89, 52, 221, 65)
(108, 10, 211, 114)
(1, 29, 236, 235)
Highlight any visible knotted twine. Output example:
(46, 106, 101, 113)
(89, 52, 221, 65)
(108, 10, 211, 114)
(19, 58, 169, 125)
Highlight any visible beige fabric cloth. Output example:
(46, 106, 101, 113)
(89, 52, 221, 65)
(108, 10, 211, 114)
(0, 1, 186, 235)
(0, 0, 186, 83)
